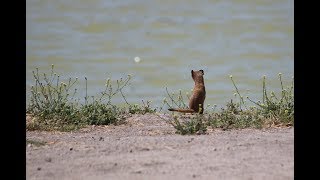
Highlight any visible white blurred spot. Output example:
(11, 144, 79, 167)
(134, 57, 141, 63)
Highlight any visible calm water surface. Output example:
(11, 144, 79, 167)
(26, 0, 294, 110)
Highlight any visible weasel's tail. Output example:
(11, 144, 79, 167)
(168, 108, 195, 113)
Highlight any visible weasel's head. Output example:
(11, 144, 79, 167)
(191, 70, 204, 83)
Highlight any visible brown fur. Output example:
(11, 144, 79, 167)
(168, 69, 206, 114)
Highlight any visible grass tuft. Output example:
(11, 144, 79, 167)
(169, 114, 207, 135)
(27, 66, 138, 131)
(128, 100, 156, 114)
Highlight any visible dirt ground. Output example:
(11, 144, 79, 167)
(26, 113, 294, 180)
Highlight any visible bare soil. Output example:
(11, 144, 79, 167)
(26, 113, 294, 180)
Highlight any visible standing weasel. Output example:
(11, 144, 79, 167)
(168, 69, 206, 114)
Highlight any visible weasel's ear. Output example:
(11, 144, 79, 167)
(199, 70, 204, 75)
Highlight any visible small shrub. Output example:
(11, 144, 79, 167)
(128, 100, 156, 114)
(170, 115, 207, 135)
(26, 65, 133, 131)
(80, 103, 125, 125)
(27, 65, 80, 120)
(208, 100, 263, 130)
(163, 87, 189, 110)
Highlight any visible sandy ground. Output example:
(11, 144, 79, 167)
(26, 113, 294, 180)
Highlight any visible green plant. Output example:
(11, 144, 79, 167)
(162, 87, 189, 110)
(208, 100, 263, 130)
(27, 65, 79, 119)
(169, 114, 207, 135)
(26, 65, 133, 131)
(128, 100, 156, 114)
(231, 73, 294, 127)
(79, 75, 131, 126)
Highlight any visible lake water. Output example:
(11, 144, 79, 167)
(26, 0, 294, 110)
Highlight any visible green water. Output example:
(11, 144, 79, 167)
(26, 0, 294, 109)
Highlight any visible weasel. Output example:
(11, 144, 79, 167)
(168, 69, 206, 114)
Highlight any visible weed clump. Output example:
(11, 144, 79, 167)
(169, 114, 208, 135)
(128, 100, 156, 114)
(26, 65, 148, 131)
